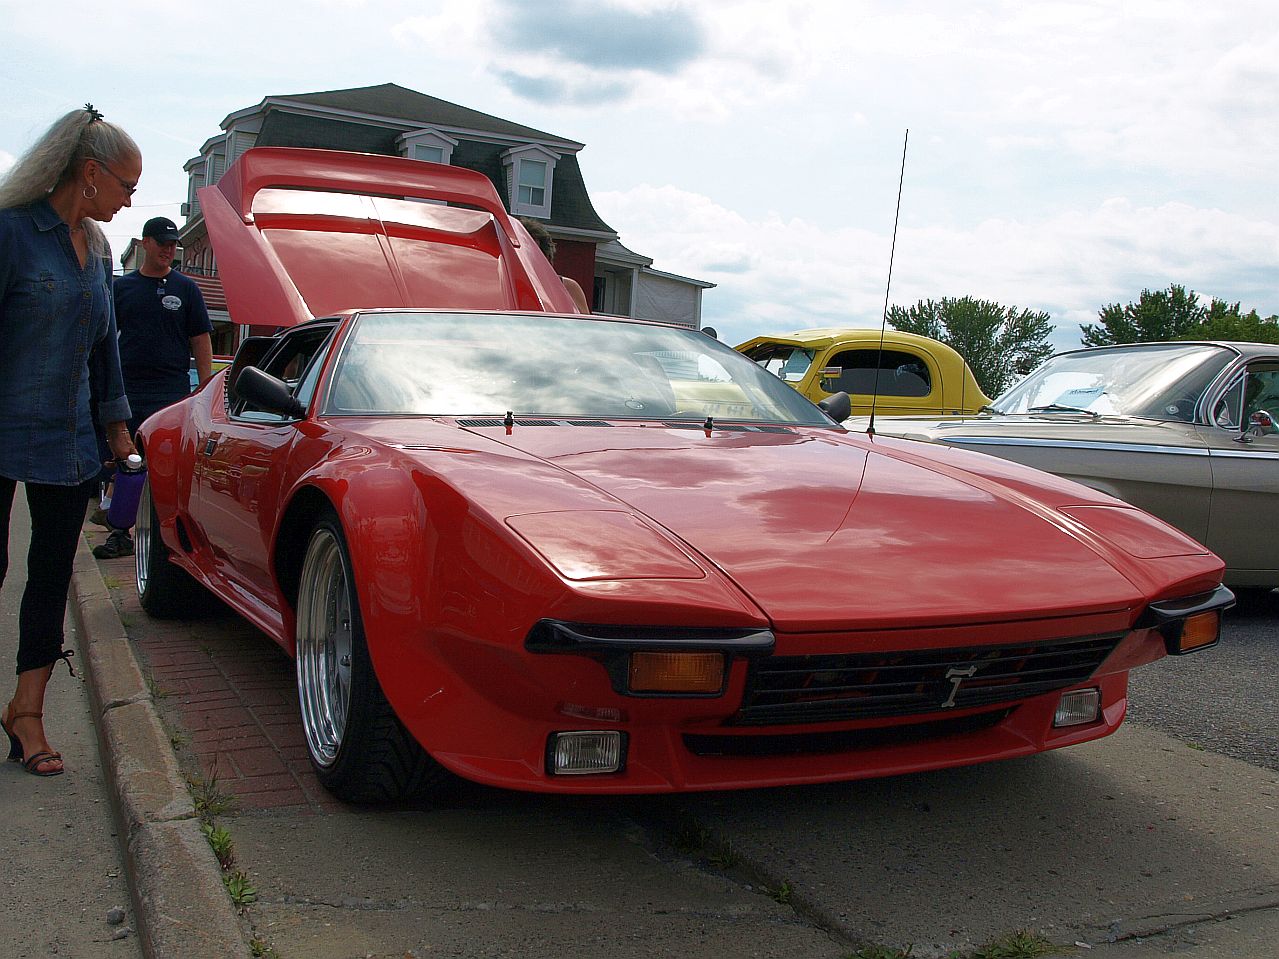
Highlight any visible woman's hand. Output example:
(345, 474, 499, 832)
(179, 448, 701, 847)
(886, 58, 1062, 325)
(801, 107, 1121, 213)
(105, 422, 136, 462)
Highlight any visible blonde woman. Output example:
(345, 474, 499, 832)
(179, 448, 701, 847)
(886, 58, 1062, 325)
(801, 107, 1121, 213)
(0, 105, 138, 776)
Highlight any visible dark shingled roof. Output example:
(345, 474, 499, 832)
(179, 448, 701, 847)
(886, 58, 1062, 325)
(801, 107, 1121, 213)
(272, 83, 574, 145)
(253, 84, 613, 234)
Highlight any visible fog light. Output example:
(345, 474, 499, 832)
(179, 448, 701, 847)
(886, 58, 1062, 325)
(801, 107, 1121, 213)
(629, 651, 725, 693)
(1174, 611, 1221, 654)
(548, 731, 625, 775)
(1054, 688, 1101, 727)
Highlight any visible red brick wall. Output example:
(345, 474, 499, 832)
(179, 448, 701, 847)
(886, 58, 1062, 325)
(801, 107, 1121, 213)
(552, 239, 596, 306)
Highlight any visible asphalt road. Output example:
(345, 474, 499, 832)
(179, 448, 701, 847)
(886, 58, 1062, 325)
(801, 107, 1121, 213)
(1126, 587, 1279, 771)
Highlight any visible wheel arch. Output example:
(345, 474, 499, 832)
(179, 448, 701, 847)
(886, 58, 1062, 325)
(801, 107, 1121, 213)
(274, 484, 338, 617)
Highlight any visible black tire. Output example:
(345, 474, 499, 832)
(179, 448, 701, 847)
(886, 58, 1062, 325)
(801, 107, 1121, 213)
(135, 476, 210, 619)
(294, 511, 447, 803)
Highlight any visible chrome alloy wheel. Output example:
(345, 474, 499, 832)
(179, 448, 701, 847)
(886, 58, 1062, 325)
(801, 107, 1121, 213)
(134, 480, 155, 598)
(296, 526, 355, 769)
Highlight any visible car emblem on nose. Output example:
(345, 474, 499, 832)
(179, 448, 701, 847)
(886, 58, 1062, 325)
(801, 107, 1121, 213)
(941, 665, 978, 708)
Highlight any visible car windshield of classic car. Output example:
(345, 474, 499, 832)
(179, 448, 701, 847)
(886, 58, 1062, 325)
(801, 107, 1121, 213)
(326, 311, 833, 425)
(991, 342, 1234, 421)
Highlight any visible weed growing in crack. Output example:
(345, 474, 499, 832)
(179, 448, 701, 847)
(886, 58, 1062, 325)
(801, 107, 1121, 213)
(200, 820, 235, 870)
(224, 870, 258, 908)
(962, 930, 1055, 959)
(190, 769, 238, 817)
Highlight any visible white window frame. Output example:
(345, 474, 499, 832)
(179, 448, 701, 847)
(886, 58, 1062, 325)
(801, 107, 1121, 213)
(502, 145, 557, 218)
(398, 129, 457, 166)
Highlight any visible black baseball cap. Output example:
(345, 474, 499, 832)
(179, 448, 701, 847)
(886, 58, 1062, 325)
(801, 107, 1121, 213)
(142, 216, 181, 243)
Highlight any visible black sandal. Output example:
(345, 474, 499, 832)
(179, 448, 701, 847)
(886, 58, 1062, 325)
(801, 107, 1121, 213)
(1, 707, 64, 777)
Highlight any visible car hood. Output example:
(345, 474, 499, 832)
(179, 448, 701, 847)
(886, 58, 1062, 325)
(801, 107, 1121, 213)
(368, 421, 1208, 631)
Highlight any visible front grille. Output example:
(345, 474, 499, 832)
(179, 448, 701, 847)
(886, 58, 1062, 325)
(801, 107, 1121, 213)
(735, 633, 1122, 726)
(686, 709, 1011, 756)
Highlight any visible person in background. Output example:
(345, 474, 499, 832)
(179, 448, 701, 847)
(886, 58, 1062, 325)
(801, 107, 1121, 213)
(0, 105, 137, 776)
(518, 217, 591, 314)
(93, 215, 212, 559)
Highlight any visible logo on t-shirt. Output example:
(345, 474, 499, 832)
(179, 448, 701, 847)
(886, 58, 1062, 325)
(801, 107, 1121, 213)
(161, 295, 182, 311)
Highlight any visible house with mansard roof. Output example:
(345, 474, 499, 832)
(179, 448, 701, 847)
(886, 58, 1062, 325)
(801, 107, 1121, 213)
(177, 83, 712, 351)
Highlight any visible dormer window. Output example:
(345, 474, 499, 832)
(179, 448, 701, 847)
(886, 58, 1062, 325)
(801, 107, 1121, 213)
(518, 160, 547, 206)
(398, 128, 457, 166)
(502, 145, 557, 218)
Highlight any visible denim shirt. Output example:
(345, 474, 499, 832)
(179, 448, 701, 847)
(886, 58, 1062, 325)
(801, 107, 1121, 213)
(0, 201, 131, 485)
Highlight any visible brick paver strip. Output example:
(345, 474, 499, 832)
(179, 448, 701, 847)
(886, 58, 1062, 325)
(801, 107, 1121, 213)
(86, 527, 330, 813)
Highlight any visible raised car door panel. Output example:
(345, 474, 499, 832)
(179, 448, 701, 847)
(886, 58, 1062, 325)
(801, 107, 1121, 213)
(1199, 426, 1279, 578)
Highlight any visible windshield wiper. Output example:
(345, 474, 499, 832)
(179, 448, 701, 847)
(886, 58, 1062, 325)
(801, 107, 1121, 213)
(1027, 403, 1099, 416)
(978, 405, 1003, 415)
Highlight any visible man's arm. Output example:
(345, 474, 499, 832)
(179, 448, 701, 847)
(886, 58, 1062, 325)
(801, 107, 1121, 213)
(191, 332, 213, 385)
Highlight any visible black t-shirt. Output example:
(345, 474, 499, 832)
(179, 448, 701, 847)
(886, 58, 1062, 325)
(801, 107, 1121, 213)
(113, 269, 213, 402)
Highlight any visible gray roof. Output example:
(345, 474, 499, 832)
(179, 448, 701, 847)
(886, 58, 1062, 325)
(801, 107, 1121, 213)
(270, 83, 578, 147)
(249, 84, 613, 235)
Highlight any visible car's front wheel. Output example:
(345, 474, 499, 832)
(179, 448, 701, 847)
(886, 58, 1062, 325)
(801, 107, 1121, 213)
(295, 511, 445, 802)
(136, 476, 209, 619)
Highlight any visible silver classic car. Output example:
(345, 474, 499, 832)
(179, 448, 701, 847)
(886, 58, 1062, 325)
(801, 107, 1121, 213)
(855, 341, 1279, 589)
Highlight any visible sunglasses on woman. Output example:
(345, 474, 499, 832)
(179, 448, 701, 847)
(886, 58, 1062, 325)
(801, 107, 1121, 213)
(96, 162, 138, 197)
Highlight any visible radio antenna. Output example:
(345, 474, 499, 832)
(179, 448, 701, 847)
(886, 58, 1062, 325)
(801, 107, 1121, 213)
(867, 129, 909, 439)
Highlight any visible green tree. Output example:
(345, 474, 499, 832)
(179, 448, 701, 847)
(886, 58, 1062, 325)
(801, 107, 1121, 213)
(1081, 284, 1206, 346)
(1178, 300, 1279, 344)
(886, 296, 1054, 396)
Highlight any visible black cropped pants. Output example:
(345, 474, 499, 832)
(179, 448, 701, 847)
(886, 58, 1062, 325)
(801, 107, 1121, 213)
(0, 476, 97, 674)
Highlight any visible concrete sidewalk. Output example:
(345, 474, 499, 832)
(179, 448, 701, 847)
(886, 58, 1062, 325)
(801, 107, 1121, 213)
(0, 498, 140, 959)
(70, 518, 1279, 958)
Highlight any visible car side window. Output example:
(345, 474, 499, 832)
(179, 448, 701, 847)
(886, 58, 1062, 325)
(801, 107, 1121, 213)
(822, 349, 932, 397)
(232, 325, 336, 421)
(1211, 362, 1279, 431)
(748, 345, 815, 382)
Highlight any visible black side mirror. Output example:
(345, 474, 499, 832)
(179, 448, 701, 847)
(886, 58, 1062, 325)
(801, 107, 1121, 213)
(233, 366, 306, 419)
(818, 391, 852, 422)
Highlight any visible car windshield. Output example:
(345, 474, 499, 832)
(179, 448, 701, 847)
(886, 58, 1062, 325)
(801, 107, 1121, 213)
(325, 312, 834, 426)
(991, 343, 1235, 421)
(743, 342, 816, 382)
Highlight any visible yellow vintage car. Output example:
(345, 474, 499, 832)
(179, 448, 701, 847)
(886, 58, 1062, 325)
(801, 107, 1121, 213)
(736, 328, 992, 416)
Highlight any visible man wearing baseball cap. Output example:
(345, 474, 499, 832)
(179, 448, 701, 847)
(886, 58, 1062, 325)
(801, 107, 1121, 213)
(93, 216, 213, 559)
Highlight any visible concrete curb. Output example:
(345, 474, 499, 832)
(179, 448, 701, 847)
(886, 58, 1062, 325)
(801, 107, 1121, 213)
(71, 538, 253, 959)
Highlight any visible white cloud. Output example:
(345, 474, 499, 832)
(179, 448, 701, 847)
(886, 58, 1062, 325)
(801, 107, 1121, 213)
(0, 151, 14, 176)
(4, 0, 1274, 356)
(597, 184, 1279, 348)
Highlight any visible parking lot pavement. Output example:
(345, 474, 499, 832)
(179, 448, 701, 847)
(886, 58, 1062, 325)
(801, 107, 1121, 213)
(82, 527, 1279, 958)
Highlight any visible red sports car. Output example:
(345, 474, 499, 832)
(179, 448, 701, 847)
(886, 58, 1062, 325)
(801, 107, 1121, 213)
(135, 148, 1232, 802)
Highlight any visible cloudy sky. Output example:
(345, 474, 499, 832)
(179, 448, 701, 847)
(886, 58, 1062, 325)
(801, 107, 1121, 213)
(3, 0, 1275, 350)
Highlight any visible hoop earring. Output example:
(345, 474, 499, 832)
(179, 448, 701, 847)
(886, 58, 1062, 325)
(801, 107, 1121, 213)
(82, 183, 98, 200)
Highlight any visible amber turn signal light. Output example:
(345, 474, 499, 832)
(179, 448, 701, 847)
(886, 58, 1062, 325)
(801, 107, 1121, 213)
(629, 652, 725, 693)
(1176, 610, 1221, 653)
